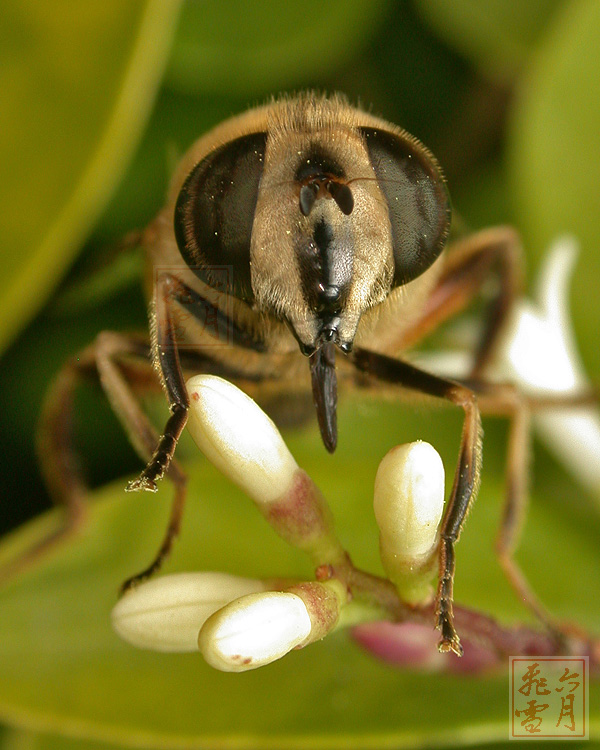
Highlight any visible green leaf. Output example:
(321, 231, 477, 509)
(415, 0, 565, 82)
(508, 0, 600, 377)
(165, 0, 390, 97)
(0, 0, 181, 355)
(50, 244, 144, 317)
(3, 730, 600, 750)
(0, 398, 598, 747)
(3, 734, 600, 750)
(0, 728, 117, 750)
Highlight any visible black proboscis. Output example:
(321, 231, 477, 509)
(309, 342, 337, 453)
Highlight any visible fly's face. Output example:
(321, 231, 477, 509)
(250, 126, 395, 355)
(173, 95, 451, 359)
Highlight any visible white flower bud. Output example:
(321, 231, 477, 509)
(111, 572, 268, 652)
(186, 375, 299, 503)
(186, 375, 345, 561)
(198, 591, 312, 672)
(373, 441, 445, 603)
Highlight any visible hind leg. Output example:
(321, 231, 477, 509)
(0, 331, 187, 587)
(477, 383, 600, 645)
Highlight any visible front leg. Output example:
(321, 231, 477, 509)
(353, 349, 482, 656)
(127, 273, 266, 494)
(126, 273, 190, 493)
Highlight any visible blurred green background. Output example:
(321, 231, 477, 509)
(0, 1, 599, 748)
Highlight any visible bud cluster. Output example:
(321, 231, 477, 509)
(112, 375, 444, 671)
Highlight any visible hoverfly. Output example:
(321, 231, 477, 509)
(36, 93, 552, 656)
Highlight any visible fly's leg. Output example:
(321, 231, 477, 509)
(126, 272, 266, 494)
(477, 383, 600, 644)
(352, 349, 598, 652)
(496, 397, 539, 618)
(64, 331, 188, 592)
(125, 275, 189, 494)
(352, 350, 483, 656)
(397, 225, 523, 377)
(0, 333, 183, 586)
(92, 329, 190, 591)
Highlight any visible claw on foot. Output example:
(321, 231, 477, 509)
(126, 476, 158, 493)
(438, 634, 463, 657)
(437, 615, 463, 656)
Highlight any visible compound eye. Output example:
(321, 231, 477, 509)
(361, 127, 451, 287)
(174, 132, 267, 302)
